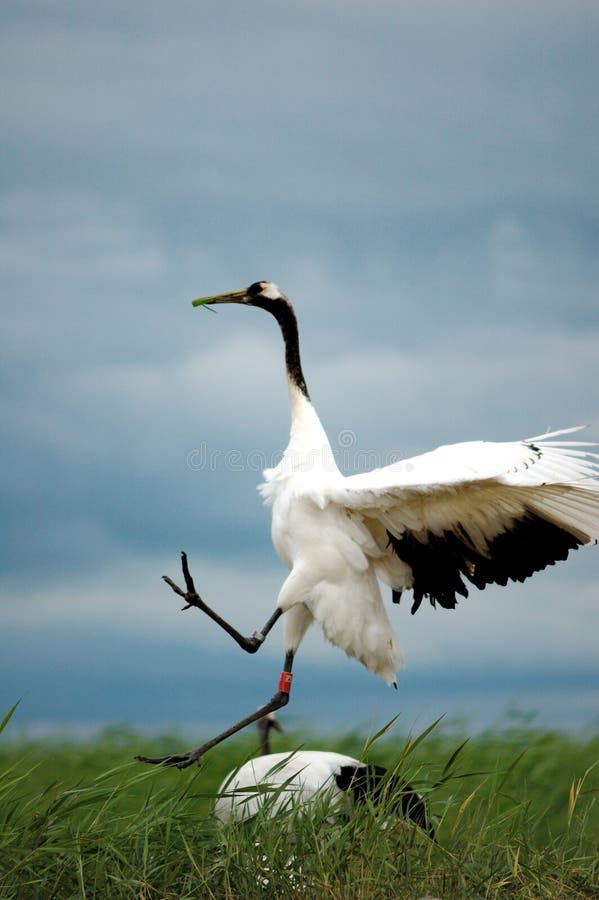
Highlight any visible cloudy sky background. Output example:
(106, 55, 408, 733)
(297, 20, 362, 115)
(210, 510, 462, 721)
(2, 0, 598, 740)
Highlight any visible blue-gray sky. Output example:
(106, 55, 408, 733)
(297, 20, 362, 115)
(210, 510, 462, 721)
(2, 0, 598, 737)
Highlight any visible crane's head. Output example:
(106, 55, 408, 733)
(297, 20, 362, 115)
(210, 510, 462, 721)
(192, 281, 289, 312)
(192, 279, 308, 396)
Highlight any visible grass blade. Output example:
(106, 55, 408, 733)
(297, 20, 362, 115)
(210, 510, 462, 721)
(0, 700, 21, 735)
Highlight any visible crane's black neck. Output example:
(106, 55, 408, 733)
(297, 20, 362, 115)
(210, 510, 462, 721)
(251, 297, 310, 400)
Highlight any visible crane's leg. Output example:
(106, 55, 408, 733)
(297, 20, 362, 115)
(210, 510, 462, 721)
(163, 552, 282, 653)
(136, 650, 295, 769)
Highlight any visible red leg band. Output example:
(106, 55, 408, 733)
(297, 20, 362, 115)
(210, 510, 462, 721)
(278, 671, 293, 693)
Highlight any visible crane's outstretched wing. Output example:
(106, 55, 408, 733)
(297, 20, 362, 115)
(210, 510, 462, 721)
(322, 428, 599, 613)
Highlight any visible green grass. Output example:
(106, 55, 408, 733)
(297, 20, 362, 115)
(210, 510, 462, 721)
(0, 706, 597, 899)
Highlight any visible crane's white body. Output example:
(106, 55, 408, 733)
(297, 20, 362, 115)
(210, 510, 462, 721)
(261, 379, 599, 687)
(261, 381, 403, 684)
(215, 750, 366, 823)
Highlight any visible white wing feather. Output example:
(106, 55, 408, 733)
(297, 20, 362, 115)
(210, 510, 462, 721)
(322, 430, 599, 547)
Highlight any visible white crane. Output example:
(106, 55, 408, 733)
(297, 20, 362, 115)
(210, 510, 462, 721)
(215, 716, 433, 835)
(137, 281, 599, 769)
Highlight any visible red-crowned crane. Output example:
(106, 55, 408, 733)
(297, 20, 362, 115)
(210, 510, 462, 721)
(137, 281, 599, 769)
(215, 716, 433, 836)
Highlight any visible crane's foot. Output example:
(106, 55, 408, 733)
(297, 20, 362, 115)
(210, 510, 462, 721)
(136, 676, 293, 771)
(162, 551, 201, 610)
(135, 748, 202, 769)
(161, 552, 282, 653)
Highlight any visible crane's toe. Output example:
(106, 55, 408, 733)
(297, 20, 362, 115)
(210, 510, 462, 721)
(135, 750, 203, 769)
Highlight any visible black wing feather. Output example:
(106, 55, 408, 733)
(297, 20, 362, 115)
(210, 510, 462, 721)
(388, 513, 582, 614)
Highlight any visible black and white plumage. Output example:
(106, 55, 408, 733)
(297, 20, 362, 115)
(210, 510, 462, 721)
(137, 281, 599, 769)
(215, 718, 432, 835)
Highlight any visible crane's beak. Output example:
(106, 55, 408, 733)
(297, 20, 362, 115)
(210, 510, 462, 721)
(192, 288, 249, 308)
